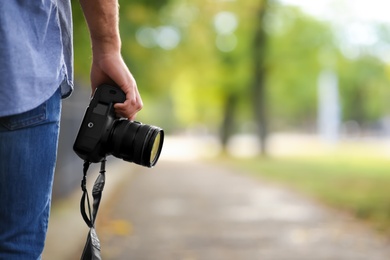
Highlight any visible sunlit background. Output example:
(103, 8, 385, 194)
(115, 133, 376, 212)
(49, 0, 390, 257)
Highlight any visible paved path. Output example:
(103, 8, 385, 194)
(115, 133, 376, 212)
(90, 160, 390, 260)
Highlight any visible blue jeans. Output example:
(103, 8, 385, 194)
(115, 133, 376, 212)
(0, 88, 61, 260)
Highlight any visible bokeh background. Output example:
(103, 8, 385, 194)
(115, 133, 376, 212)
(55, 0, 390, 238)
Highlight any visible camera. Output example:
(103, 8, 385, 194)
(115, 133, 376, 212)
(73, 84, 164, 167)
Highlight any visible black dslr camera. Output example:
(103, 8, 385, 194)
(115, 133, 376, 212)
(73, 84, 164, 167)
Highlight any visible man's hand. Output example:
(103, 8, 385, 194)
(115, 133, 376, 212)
(79, 0, 143, 120)
(90, 52, 143, 120)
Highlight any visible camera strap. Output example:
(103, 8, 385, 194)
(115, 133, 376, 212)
(80, 159, 106, 260)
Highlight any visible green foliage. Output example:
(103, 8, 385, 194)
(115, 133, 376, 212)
(337, 55, 390, 123)
(127, 0, 170, 10)
(71, 0, 390, 133)
(72, 0, 92, 84)
(265, 6, 336, 128)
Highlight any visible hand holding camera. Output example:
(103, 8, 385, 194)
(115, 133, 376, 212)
(73, 84, 164, 167)
(89, 54, 143, 121)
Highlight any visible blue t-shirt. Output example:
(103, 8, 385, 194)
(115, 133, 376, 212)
(0, 0, 73, 117)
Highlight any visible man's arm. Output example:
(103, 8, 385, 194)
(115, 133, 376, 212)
(79, 0, 143, 120)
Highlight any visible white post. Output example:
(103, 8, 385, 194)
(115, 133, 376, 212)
(317, 69, 341, 143)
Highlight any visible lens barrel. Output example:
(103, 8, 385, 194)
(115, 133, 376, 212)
(110, 120, 164, 167)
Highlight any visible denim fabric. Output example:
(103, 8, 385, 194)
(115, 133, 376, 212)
(0, 88, 62, 260)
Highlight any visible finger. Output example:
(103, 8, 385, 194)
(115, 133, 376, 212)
(114, 97, 143, 119)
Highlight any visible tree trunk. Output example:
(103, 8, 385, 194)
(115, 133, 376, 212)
(252, 0, 269, 156)
(220, 92, 238, 149)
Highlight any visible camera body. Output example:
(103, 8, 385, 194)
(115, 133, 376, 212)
(73, 84, 164, 167)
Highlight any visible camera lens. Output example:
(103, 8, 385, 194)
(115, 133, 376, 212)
(150, 132, 162, 163)
(110, 120, 164, 167)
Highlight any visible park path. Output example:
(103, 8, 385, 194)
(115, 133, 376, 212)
(92, 159, 390, 260)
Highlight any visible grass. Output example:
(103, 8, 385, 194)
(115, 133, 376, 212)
(222, 152, 390, 234)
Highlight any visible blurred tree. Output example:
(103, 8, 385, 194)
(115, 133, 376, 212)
(71, 0, 390, 148)
(264, 5, 336, 130)
(264, 6, 390, 133)
(338, 55, 390, 126)
(251, 0, 269, 155)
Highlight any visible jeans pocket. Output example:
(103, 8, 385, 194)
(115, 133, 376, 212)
(0, 102, 48, 131)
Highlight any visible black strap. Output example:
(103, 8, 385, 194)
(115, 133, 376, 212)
(80, 159, 106, 260)
(80, 161, 92, 227)
(81, 228, 102, 260)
